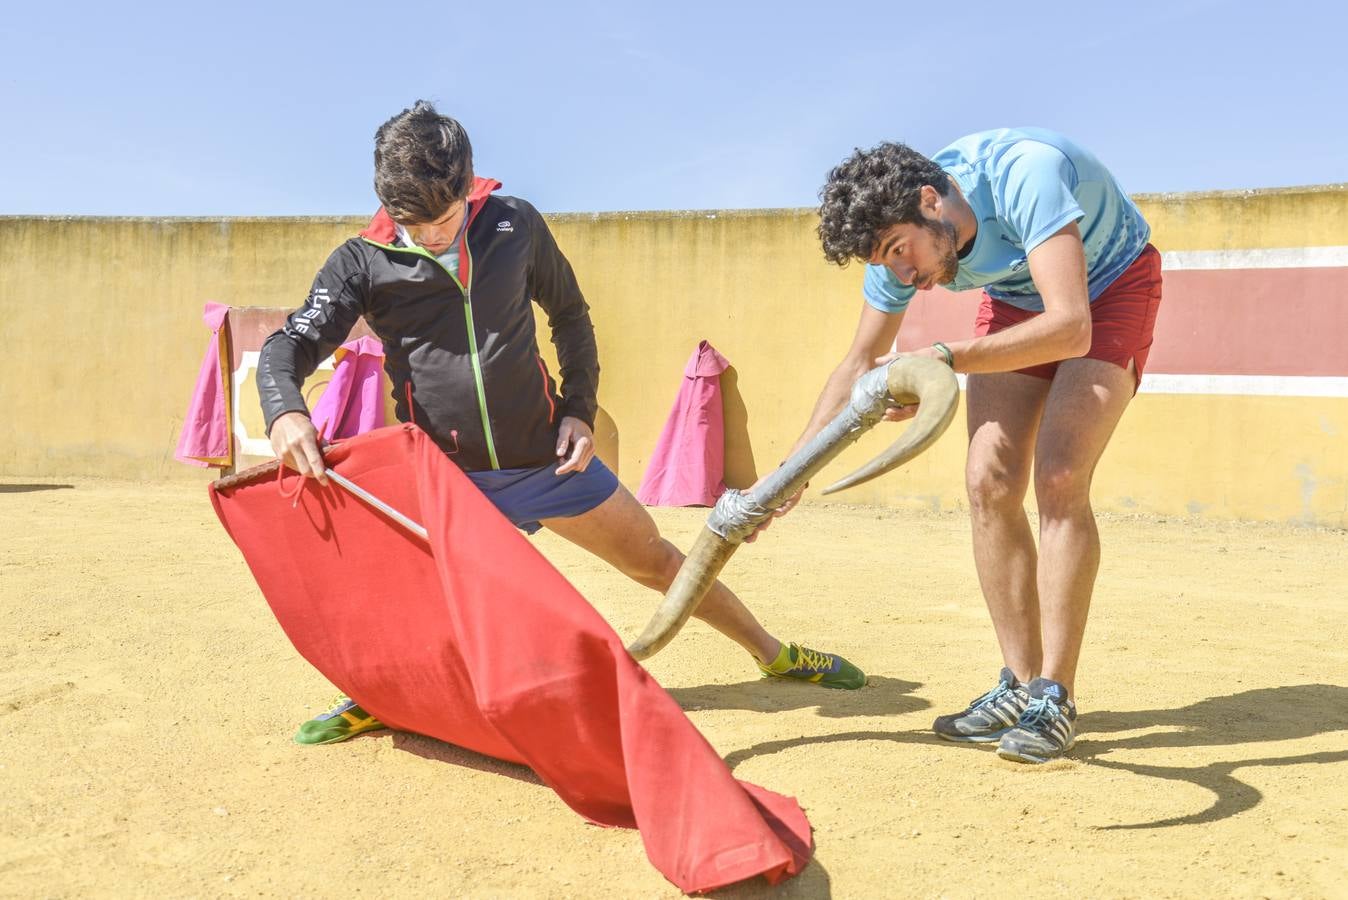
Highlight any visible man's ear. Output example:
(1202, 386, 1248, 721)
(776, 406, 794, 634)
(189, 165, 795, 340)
(921, 183, 943, 218)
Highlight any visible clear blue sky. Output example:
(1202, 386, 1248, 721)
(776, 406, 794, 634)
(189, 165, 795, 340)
(4, 0, 1345, 216)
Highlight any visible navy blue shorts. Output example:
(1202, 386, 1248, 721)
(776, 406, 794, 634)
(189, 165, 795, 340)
(466, 459, 620, 534)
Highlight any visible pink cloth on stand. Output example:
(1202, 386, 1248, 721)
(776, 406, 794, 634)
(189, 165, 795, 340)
(311, 335, 387, 440)
(637, 340, 731, 507)
(174, 302, 232, 468)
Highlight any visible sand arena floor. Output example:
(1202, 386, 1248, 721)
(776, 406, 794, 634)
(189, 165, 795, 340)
(2, 479, 1346, 898)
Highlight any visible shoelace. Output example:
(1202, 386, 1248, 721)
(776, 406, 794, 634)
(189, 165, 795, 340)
(969, 680, 1012, 710)
(793, 645, 836, 673)
(1018, 696, 1061, 732)
(319, 694, 355, 719)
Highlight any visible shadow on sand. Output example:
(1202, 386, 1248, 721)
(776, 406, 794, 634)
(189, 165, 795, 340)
(708, 684, 1348, 831)
(667, 675, 930, 720)
(1074, 684, 1348, 829)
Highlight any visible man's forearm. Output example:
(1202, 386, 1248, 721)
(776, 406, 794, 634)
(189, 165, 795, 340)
(938, 309, 1090, 374)
(551, 316, 600, 428)
(258, 332, 318, 434)
(939, 222, 1092, 373)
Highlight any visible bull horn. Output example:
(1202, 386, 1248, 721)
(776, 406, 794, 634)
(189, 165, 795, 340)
(820, 356, 959, 495)
(626, 526, 737, 660)
(626, 354, 959, 661)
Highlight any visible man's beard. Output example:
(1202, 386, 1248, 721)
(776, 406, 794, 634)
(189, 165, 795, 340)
(924, 218, 961, 286)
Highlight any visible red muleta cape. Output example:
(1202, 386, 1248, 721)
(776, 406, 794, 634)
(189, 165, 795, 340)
(209, 424, 811, 893)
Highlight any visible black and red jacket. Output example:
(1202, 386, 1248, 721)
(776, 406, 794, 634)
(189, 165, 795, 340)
(258, 178, 600, 472)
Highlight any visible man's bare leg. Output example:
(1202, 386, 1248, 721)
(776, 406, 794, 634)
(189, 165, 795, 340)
(1031, 357, 1136, 698)
(965, 371, 1052, 683)
(541, 483, 779, 662)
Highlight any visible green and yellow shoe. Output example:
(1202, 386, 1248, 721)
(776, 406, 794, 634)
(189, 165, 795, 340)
(758, 642, 867, 690)
(294, 695, 388, 745)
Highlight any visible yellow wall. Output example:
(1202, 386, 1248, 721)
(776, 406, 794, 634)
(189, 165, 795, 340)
(2, 184, 1345, 526)
(0, 217, 360, 478)
(1133, 183, 1348, 250)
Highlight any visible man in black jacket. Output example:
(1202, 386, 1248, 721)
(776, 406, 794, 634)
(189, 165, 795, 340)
(262, 101, 865, 744)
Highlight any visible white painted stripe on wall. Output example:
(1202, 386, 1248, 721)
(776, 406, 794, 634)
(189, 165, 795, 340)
(1161, 246, 1348, 270)
(957, 373, 1348, 397)
(1138, 374, 1348, 397)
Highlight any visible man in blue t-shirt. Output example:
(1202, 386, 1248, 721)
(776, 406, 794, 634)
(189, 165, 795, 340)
(771, 128, 1163, 763)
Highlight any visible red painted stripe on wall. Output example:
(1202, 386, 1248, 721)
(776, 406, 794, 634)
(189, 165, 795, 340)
(1146, 268, 1347, 376)
(893, 266, 1348, 378)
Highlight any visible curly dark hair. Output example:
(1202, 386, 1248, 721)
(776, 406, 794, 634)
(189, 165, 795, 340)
(373, 100, 474, 224)
(817, 142, 951, 265)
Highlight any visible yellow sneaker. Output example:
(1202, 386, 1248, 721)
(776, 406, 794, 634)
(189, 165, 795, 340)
(758, 642, 867, 690)
(294, 695, 387, 745)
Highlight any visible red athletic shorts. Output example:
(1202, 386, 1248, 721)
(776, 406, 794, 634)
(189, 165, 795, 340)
(973, 243, 1163, 389)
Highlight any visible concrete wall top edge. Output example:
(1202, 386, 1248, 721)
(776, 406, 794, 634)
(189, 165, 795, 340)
(0, 215, 369, 224)
(540, 206, 817, 222)
(0, 209, 817, 224)
(1129, 182, 1348, 202)
(5, 184, 1345, 224)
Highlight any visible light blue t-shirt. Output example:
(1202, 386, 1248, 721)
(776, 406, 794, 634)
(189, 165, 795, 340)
(863, 127, 1150, 314)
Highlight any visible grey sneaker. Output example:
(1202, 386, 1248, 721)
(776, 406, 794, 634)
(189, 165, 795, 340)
(997, 678, 1077, 763)
(933, 667, 1030, 743)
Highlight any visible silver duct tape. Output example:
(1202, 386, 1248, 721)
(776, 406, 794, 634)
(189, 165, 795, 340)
(705, 366, 895, 542)
(706, 488, 774, 542)
(848, 366, 894, 427)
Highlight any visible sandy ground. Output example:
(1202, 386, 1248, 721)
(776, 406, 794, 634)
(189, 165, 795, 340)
(2, 478, 1346, 899)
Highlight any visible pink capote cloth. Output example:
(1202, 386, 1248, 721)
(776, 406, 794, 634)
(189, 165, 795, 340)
(174, 302, 232, 468)
(209, 425, 813, 893)
(637, 341, 731, 507)
(311, 336, 386, 439)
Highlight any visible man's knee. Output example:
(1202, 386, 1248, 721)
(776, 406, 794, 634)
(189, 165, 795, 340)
(1034, 459, 1092, 516)
(619, 536, 683, 591)
(966, 458, 1030, 516)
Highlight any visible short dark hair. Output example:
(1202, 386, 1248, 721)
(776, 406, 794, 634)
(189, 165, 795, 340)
(373, 100, 474, 224)
(817, 142, 950, 265)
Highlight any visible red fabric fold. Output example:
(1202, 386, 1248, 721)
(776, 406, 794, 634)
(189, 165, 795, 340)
(208, 424, 811, 893)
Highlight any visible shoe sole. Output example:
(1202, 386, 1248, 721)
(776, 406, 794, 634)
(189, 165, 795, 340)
(935, 728, 1009, 744)
(758, 673, 868, 690)
(293, 722, 389, 746)
(995, 738, 1076, 764)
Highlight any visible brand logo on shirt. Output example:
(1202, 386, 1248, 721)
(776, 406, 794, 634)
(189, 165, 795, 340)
(292, 302, 325, 335)
(496, 220, 513, 232)
(1009, 257, 1028, 272)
